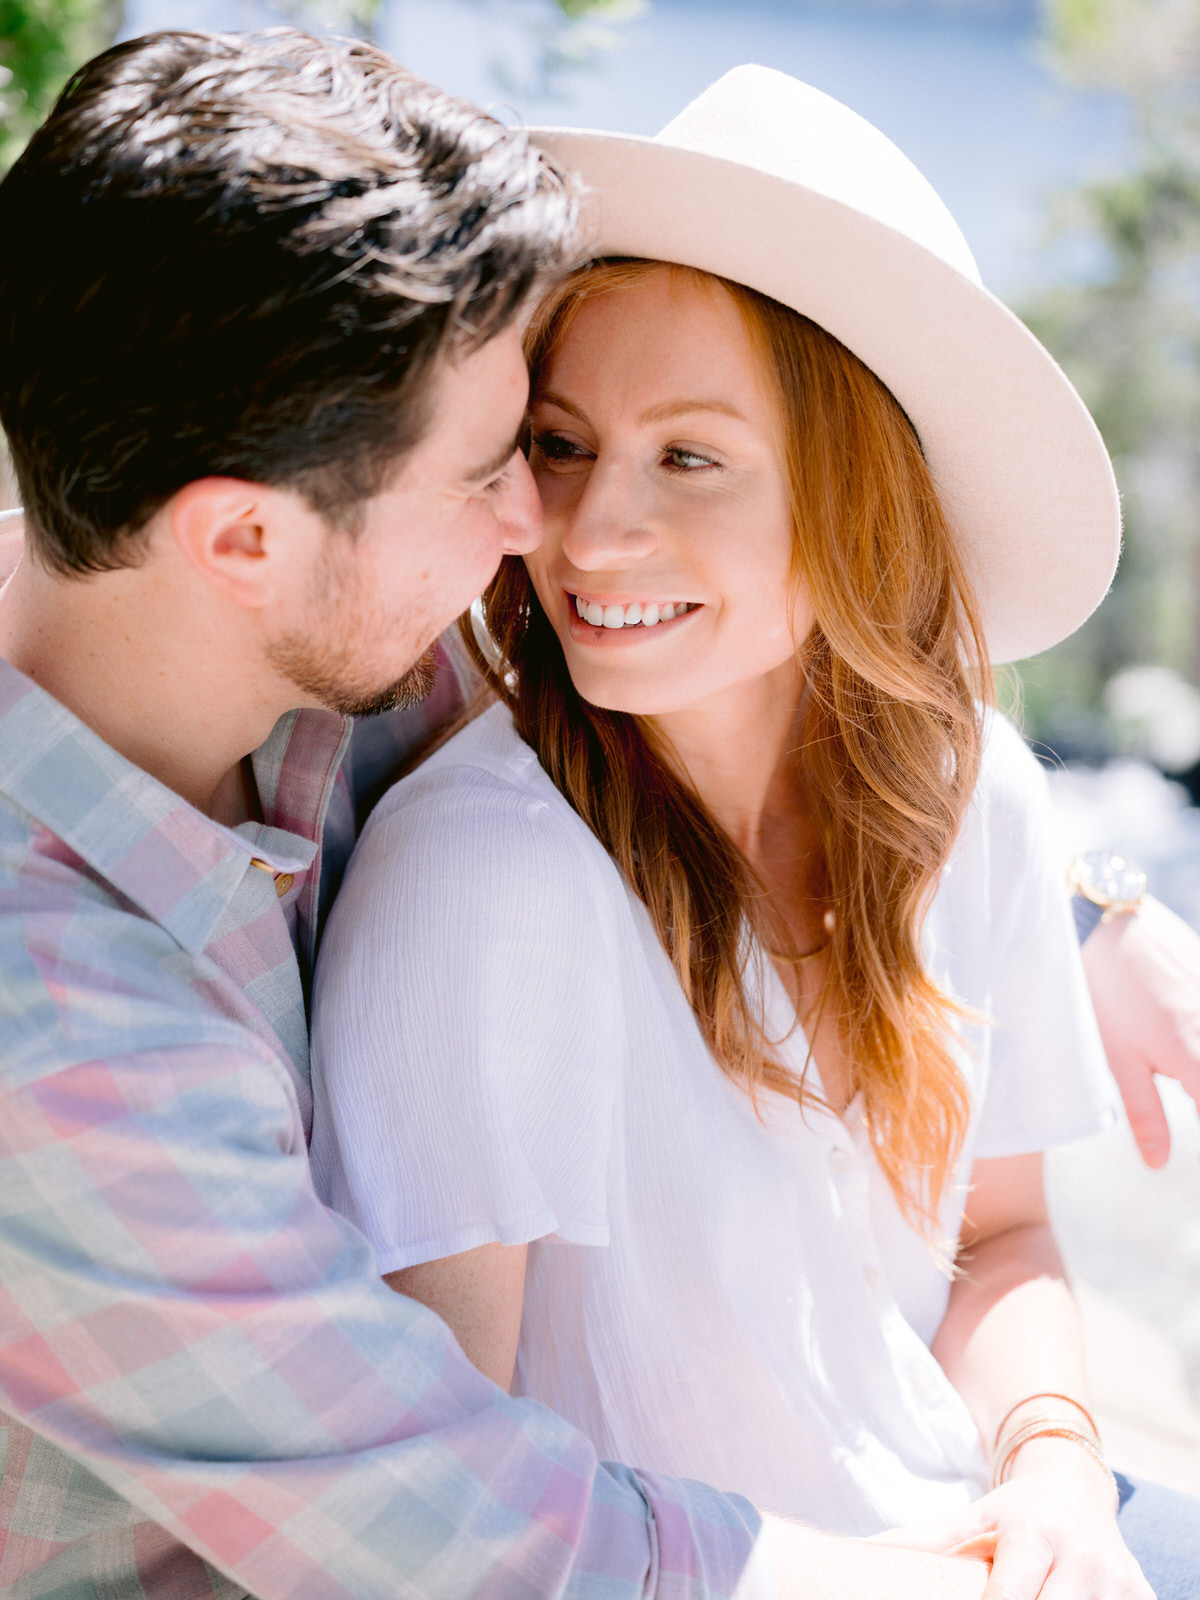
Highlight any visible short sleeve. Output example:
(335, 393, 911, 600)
(309, 748, 623, 1273)
(966, 713, 1119, 1159)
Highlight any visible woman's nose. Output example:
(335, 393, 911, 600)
(560, 463, 659, 572)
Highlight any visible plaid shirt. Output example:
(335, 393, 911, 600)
(0, 650, 770, 1599)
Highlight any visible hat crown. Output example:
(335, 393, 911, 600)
(655, 65, 981, 286)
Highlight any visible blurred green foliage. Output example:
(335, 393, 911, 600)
(490, 0, 645, 99)
(1016, 0, 1200, 760)
(0, 0, 123, 167)
(554, 0, 636, 16)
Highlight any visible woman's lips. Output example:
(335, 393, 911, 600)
(563, 590, 703, 645)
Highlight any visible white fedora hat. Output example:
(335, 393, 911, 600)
(529, 66, 1120, 664)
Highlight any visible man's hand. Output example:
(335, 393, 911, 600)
(760, 1512, 988, 1600)
(1082, 893, 1200, 1166)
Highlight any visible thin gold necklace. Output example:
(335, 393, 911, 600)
(763, 909, 835, 965)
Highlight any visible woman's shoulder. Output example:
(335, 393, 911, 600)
(344, 702, 619, 914)
(377, 699, 548, 800)
(972, 706, 1052, 827)
(367, 703, 573, 835)
(942, 708, 1060, 917)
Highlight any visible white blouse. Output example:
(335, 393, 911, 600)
(309, 703, 1116, 1533)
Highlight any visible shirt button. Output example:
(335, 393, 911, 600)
(863, 1265, 881, 1290)
(828, 1147, 852, 1174)
(275, 872, 295, 898)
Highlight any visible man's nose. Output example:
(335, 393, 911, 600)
(498, 449, 543, 557)
(561, 462, 658, 571)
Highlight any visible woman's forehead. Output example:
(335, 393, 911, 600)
(540, 269, 768, 406)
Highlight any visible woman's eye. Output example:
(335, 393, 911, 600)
(663, 446, 720, 473)
(482, 465, 512, 495)
(531, 431, 592, 466)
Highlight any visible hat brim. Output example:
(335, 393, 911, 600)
(529, 127, 1120, 665)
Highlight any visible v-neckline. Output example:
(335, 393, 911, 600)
(755, 937, 865, 1125)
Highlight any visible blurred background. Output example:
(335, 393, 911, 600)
(3, 0, 1199, 1490)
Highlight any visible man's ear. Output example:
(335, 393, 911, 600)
(169, 478, 310, 610)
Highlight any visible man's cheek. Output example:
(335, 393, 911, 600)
(465, 528, 508, 596)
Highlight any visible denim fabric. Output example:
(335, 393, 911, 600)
(1117, 1473, 1200, 1598)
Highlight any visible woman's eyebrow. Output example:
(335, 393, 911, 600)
(534, 391, 748, 426)
(534, 390, 587, 422)
(637, 399, 748, 425)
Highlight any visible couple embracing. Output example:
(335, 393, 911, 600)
(0, 25, 1197, 1600)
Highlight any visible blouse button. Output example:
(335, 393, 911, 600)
(828, 1147, 852, 1174)
(275, 872, 295, 898)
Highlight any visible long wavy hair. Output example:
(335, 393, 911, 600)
(462, 259, 992, 1231)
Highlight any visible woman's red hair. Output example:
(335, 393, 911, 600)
(463, 259, 992, 1232)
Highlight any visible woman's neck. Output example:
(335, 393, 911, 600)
(648, 658, 806, 868)
(649, 657, 836, 992)
(645, 661, 843, 1100)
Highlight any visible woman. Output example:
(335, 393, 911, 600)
(311, 69, 1198, 1597)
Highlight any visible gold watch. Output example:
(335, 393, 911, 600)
(1069, 850, 1147, 944)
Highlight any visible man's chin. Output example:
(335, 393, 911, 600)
(344, 648, 439, 718)
(268, 636, 440, 719)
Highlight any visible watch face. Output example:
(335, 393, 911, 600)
(1076, 850, 1148, 907)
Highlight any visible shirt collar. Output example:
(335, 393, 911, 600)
(0, 657, 344, 956)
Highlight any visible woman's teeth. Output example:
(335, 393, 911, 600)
(573, 597, 696, 629)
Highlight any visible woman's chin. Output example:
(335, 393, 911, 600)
(567, 670, 689, 719)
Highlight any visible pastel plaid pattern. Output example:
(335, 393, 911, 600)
(0, 653, 766, 1599)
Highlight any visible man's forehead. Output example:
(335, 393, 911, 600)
(384, 330, 528, 494)
(432, 330, 530, 462)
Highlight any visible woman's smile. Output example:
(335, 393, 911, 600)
(566, 591, 704, 643)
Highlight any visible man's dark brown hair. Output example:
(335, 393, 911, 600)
(0, 29, 576, 575)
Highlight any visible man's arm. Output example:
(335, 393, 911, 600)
(1082, 893, 1200, 1165)
(1, 1010, 994, 1600)
(761, 1518, 987, 1600)
(0, 1024, 725, 1596)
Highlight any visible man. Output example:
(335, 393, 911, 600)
(0, 28, 989, 1599)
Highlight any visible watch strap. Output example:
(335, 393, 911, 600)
(1072, 891, 1107, 945)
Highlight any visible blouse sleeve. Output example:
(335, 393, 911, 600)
(308, 758, 623, 1273)
(967, 712, 1120, 1160)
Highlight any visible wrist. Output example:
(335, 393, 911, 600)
(990, 1391, 1117, 1511)
(1069, 850, 1147, 945)
(1003, 1435, 1119, 1511)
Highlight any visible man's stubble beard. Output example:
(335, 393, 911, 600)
(268, 635, 439, 717)
(265, 540, 440, 718)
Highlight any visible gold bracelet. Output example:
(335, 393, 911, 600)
(991, 1391, 1100, 1452)
(992, 1419, 1116, 1500)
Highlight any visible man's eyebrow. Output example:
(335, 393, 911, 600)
(534, 392, 748, 427)
(464, 422, 526, 486)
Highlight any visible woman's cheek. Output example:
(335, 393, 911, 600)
(531, 466, 580, 520)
